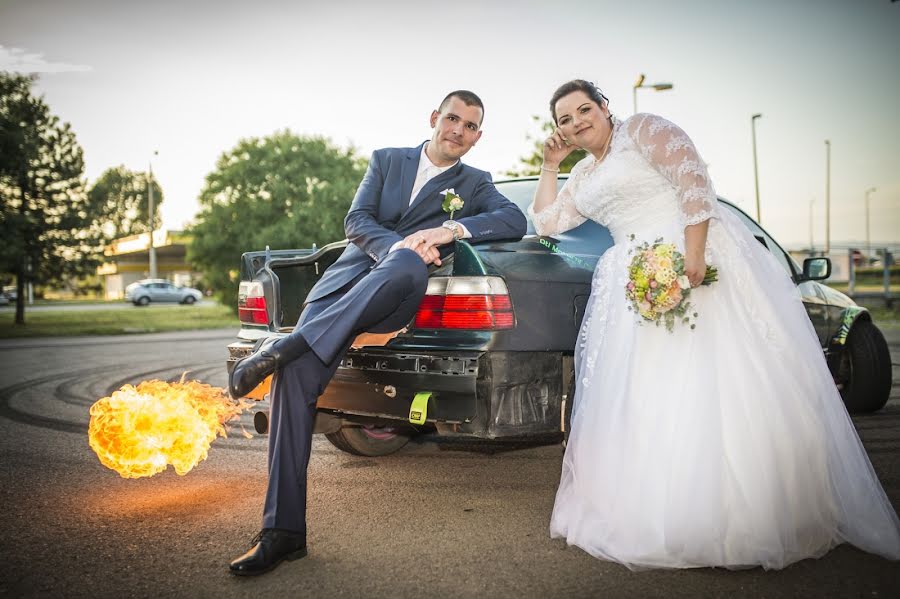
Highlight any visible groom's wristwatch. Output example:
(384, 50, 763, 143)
(442, 220, 462, 242)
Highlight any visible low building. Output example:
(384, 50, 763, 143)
(98, 230, 201, 300)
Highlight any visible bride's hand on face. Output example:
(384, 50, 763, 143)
(543, 127, 578, 168)
(684, 251, 707, 288)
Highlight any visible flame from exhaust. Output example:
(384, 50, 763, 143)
(88, 379, 251, 479)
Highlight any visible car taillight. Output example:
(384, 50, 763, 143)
(414, 276, 515, 330)
(238, 281, 269, 325)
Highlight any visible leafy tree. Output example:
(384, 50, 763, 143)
(505, 115, 587, 176)
(0, 72, 100, 324)
(188, 131, 367, 309)
(86, 166, 163, 243)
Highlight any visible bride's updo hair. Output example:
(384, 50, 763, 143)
(550, 79, 610, 125)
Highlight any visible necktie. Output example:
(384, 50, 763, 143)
(410, 165, 439, 206)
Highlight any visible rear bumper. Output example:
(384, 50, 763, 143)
(227, 343, 566, 439)
(321, 350, 482, 426)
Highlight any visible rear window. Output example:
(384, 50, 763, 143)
(495, 178, 567, 235)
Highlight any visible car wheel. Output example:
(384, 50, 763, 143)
(182, 296, 196, 305)
(325, 424, 411, 456)
(838, 319, 892, 413)
(136, 296, 150, 306)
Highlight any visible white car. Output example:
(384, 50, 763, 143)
(125, 279, 203, 306)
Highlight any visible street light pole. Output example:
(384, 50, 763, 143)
(751, 113, 762, 223)
(865, 186, 876, 260)
(148, 151, 158, 279)
(809, 199, 814, 253)
(632, 73, 674, 114)
(824, 140, 831, 255)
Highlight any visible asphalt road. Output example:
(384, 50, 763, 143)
(1, 328, 898, 598)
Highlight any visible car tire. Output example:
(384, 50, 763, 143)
(182, 296, 196, 305)
(325, 424, 411, 456)
(136, 296, 150, 306)
(839, 319, 892, 413)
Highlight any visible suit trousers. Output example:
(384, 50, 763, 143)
(262, 249, 429, 534)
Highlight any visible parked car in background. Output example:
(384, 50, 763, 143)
(125, 279, 203, 306)
(0, 294, 9, 306)
(227, 176, 893, 457)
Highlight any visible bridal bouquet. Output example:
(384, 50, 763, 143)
(625, 238, 718, 331)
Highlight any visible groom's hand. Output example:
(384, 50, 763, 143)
(399, 227, 455, 265)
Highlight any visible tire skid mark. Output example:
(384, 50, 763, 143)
(0, 332, 235, 352)
(55, 372, 120, 408)
(102, 361, 223, 396)
(0, 361, 228, 436)
(51, 361, 223, 408)
(0, 366, 115, 434)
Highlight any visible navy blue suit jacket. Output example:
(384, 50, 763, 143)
(306, 143, 527, 302)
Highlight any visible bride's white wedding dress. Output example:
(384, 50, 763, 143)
(530, 113, 900, 570)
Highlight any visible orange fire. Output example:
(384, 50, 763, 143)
(88, 379, 251, 479)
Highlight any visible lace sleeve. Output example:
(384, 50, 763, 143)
(626, 113, 717, 226)
(527, 160, 588, 236)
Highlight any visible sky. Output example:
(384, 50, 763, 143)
(1, 0, 898, 249)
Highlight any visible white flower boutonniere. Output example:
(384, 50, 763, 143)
(440, 188, 464, 219)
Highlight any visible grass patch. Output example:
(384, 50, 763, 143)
(825, 283, 898, 294)
(866, 305, 900, 331)
(32, 298, 121, 306)
(0, 304, 238, 338)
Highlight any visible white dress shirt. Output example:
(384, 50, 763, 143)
(388, 143, 470, 254)
(409, 143, 456, 205)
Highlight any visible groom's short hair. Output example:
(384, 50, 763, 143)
(438, 90, 485, 125)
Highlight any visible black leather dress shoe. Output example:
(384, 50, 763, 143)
(229, 528, 307, 576)
(229, 337, 282, 399)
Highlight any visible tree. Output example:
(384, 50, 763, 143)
(86, 166, 163, 243)
(0, 72, 101, 324)
(505, 116, 587, 176)
(188, 131, 367, 309)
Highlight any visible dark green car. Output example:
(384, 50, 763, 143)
(227, 177, 892, 456)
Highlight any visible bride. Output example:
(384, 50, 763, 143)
(530, 79, 900, 570)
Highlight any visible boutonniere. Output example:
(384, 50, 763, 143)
(440, 188, 464, 219)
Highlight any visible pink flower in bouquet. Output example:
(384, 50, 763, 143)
(669, 283, 683, 303)
(650, 280, 658, 289)
(658, 285, 682, 312)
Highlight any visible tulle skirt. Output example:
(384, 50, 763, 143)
(550, 209, 900, 570)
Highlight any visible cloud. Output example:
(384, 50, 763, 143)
(0, 46, 91, 74)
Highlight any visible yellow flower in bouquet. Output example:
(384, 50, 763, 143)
(632, 269, 649, 289)
(656, 267, 677, 286)
(624, 237, 718, 332)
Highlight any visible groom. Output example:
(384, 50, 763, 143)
(228, 90, 527, 575)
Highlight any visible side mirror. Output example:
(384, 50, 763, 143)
(799, 257, 831, 282)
